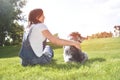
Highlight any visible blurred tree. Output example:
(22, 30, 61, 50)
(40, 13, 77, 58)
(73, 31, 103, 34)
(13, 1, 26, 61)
(89, 32, 113, 39)
(0, 0, 26, 46)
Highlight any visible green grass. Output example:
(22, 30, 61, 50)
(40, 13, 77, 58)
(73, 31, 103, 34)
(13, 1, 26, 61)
(0, 37, 120, 80)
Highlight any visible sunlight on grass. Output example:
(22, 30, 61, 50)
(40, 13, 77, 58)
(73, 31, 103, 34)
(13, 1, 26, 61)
(0, 38, 120, 80)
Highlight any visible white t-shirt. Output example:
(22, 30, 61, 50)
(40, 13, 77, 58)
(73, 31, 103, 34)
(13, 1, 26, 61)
(28, 23, 48, 57)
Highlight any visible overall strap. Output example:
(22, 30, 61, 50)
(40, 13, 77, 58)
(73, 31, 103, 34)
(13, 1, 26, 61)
(19, 26, 38, 60)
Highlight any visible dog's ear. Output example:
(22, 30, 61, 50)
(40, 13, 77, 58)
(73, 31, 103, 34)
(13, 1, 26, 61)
(77, 37, 82, 43)
(68, 32, 83, 43)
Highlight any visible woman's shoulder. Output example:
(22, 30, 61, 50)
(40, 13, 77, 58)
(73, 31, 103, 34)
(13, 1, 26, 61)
(33, 23, 48, 31)
(36, 23, 46, 26)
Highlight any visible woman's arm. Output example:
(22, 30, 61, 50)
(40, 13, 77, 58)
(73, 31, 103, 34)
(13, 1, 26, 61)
(42, 30, 81, 49)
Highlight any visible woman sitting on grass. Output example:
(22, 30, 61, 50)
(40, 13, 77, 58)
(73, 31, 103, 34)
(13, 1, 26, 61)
(19, 8, 81, 66)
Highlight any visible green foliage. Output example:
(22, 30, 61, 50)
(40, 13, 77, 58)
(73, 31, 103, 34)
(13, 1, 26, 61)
(0, 0, 26, 46)
(9, 22, 24, 45)
(0, 38, 120, 80)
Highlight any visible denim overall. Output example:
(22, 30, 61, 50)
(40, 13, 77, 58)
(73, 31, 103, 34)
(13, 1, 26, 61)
(19, 27, 54, 66)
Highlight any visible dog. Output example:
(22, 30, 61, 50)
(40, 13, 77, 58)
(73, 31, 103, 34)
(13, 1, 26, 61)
(63, 32, 88, 63)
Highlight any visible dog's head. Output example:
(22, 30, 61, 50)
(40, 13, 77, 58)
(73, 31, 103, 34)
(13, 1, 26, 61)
(68, 32, 83, 43)
(63, 32, 88, 63)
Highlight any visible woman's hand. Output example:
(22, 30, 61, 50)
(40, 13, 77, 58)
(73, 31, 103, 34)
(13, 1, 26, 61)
(73, 42, 81, 50)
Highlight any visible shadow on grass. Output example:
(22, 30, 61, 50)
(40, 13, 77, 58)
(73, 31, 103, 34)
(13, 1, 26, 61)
(39, 57, 106, 70)
(87, 57, 106, 63)
(0, 46, 20, 58)
(38, 59, 83, 70)
(84, 57, 106, 67)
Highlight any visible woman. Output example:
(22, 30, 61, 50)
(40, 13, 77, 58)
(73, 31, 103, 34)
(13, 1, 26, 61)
(19, 8, 81, 66)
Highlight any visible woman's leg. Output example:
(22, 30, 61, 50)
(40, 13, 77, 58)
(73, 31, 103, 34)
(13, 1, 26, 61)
(30, 45, 54, 65)
(21, 45, 54, 66)
(21, 54, 53, 66)
(31, 54, 52, 65)
(43, 45, 54, 58)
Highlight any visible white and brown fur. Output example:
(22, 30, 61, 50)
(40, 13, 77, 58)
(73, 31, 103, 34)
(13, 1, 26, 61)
(63, 32, 88, 63)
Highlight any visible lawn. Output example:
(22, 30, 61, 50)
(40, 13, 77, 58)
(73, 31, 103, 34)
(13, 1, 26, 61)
(0, 37, 120, 80)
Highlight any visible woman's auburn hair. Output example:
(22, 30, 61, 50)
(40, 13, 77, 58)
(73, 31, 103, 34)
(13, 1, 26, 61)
(28, 8, 43, 27)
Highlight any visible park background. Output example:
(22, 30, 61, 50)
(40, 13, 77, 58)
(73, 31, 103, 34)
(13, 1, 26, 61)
(0, 0, 120, 80)
(22, 0, 120, 38)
